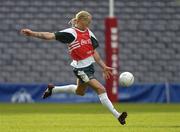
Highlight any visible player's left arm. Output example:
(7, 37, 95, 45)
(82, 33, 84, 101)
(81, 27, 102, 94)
(93, 49, 114, 79)
(90, 31, 114, 79)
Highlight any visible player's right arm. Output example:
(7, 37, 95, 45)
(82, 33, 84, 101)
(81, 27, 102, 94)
(20, 28, 55, 40)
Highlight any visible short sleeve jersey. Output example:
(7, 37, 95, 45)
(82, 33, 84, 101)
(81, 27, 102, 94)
(54, 27, 99, 68)
(54, 28, 99, 49)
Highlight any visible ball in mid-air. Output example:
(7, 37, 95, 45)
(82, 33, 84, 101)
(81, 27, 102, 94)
(119, 72, 134, 87)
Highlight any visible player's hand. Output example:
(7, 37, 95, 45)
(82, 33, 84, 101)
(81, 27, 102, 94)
(20, 29, 34, 36)
(102, 66, 114, 79)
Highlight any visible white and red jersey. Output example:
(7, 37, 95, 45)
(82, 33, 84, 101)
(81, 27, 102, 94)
(55, 27, 99, 68)
(68, 28, 94, 61)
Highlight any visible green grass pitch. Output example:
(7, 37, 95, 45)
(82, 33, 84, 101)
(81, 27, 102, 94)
(0, 103, 180, 132)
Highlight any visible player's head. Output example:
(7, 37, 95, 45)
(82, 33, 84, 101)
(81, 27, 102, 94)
(69, 11, 92, 28)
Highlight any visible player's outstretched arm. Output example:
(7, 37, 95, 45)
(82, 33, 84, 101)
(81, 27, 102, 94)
(93, 50, 114, 79)
(20, 28, 55, 40)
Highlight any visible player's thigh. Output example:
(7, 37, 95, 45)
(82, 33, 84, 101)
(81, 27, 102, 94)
(76, 79, 88, 95)
(87, 79, 106, 94)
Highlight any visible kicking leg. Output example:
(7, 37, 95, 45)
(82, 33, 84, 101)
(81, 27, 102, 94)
(42, 83, 77, 99)
(87, 79, 127, 125)
(52, 79, 88, 96)
(75, 79, 88, 96)
(42, 79, 88, 99)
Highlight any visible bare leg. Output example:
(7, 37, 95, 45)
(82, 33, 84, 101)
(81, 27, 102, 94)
(87, 79, 106, 94)
(75, 79, 88, 96)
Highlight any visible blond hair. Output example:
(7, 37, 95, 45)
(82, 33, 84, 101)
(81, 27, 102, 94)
(69, 11, 92, 27)
(75, 11, 91, 20)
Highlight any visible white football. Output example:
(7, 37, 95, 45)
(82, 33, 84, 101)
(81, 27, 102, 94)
(119, 72, 134, 87)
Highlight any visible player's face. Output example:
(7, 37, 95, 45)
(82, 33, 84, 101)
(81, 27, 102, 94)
(77, 15, 92, 28)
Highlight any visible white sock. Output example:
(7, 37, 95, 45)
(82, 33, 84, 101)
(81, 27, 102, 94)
(98, 93, 120, 119)
(52, 85, 77, 94)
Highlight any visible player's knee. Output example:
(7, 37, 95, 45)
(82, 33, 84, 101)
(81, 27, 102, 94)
(97, 87, 106, 94)
(76, 90, 85, 96)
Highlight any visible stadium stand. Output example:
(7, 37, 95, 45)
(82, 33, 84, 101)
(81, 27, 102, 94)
(0, 0, 180, 83)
